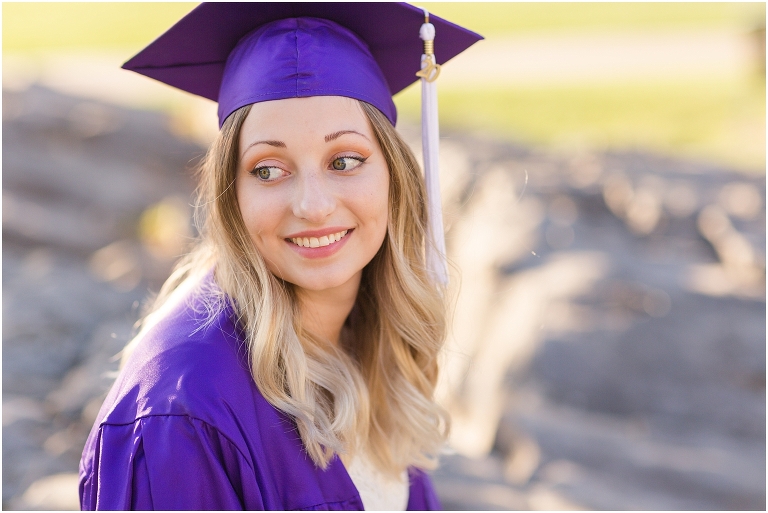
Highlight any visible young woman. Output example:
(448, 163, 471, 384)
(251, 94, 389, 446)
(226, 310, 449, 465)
(79, 4, 480, 510)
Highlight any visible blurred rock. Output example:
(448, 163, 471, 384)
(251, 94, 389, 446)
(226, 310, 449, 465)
(403, 126, 764, 509)
(2, 84, 200, 508)
(12, 473, 80, 511)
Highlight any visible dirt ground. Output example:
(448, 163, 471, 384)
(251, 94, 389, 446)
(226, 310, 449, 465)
(3, 85, 765, 510)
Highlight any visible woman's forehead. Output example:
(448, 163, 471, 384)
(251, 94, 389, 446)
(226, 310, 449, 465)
(240, 97, 372, 143)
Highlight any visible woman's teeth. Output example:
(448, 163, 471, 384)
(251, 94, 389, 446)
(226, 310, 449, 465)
(290, 230, 349, 248)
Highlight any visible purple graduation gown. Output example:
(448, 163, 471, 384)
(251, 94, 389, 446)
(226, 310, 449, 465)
(79, 281, 441, 510)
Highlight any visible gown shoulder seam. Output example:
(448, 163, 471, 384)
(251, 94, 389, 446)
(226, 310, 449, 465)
(100, 412, 256, 475)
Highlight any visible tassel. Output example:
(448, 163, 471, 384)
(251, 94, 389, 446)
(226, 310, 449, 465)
(417, 10, 448, 286)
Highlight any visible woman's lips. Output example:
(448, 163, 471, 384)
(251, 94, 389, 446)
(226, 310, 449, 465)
(284, 228, 353, 258)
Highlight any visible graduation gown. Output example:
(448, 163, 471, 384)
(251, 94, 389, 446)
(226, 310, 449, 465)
(78, 282, 441, 510)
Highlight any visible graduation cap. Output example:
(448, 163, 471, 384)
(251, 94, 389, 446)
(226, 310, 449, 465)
(123, 2, 483, 285)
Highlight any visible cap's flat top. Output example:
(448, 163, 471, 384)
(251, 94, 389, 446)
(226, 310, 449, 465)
(123, 2, 483, 102)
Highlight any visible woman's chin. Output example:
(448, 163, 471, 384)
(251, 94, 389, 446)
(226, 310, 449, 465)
(285, 270, 363, 295)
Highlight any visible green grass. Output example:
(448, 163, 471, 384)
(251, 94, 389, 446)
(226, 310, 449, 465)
(2, 3, 197, 52)
(415, 2, 765, 36)
(395, 77, 766, 172)
(3, 2, 763, 52)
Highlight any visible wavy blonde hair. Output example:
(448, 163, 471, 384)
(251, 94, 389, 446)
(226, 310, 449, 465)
(130, 100, 448, 477)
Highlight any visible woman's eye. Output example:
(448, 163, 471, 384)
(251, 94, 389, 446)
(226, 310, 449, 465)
(251, 166, 285, 181)
(331, 156, 365, 172)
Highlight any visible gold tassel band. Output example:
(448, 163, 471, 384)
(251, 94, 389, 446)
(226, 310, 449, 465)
(423, 39, 434, 56)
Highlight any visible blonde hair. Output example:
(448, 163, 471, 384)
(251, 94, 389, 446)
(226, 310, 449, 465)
(130, 100, 448, 476)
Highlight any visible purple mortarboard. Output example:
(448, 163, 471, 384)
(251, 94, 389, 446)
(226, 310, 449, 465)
(124, 2, 482, 285)
(122, 2, 482, 127)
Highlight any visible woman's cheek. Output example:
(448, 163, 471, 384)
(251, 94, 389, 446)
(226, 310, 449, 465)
(240, 185, 279, 227)
(377, 174, 391, 234)
(355, 181, 388, 234)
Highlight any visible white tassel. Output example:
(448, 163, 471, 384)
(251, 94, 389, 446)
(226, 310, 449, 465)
(418, 11, 448, 286)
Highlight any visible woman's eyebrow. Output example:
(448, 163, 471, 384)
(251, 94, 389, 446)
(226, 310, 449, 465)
(241, 139, 286, 158)
(325, 130, 369, 143)
(247, 140, 287, 149)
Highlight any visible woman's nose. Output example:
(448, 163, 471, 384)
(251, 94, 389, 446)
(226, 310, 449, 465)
(292, 169, 336, 222)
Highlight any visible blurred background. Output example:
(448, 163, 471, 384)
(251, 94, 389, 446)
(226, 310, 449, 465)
(3, 2, 765, 510)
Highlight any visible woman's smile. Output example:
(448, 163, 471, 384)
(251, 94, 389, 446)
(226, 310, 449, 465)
(285, 228, 354, 258)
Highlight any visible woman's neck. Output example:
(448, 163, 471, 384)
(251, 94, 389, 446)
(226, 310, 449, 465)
(296, 271, 361, 347)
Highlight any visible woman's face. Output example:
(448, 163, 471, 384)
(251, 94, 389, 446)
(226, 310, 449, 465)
(236, 96, 389, 293)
